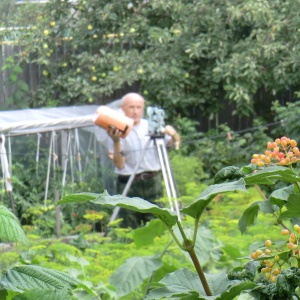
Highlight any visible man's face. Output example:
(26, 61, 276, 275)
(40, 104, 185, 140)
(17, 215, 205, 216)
(122, 98, 144, 125)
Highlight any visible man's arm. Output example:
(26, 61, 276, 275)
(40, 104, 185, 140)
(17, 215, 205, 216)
(162, 125, 181, 149)
(107, 127, 125, 169)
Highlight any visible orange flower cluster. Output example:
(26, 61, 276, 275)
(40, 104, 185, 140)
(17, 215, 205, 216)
(251, 136, 300, 167)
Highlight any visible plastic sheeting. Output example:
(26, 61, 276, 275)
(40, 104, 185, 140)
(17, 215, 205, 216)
(0, 105, 99, 136)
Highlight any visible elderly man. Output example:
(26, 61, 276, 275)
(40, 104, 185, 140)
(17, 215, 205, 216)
(107, 92, 180, 228)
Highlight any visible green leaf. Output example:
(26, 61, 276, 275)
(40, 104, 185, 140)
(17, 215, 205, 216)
(13, 288, 71, 300)
(241, 164, 257, 175)
(244, 166, 299, 185)
(145, 268, 229, 299)
(238, 204, 260, 234)
(109, 256, 162, 298)
(281, 193, 300, 218)
(270, 185, 295, 208)
(217, 281, 257, 300)
(0, 265, 80, 293)
(66, 254, 89, 268)
(214, 166, 245, 184)
(258, 199, 275, 214)
(132, 219, 167, 248)
(58, 193, 100, 204)
(222, 245, 242, 260)
(0, 205, 29, 246)
(181, 179, 247, 219)
(59, 191, 178, 227)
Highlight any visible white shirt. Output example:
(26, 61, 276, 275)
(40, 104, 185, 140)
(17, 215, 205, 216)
(108, 119, 171, 176)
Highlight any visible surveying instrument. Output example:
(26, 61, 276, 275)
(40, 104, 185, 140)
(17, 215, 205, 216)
(108, 106, 181, 226)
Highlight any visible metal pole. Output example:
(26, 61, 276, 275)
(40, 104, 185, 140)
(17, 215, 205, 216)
(155, 138, 174, 212)
(44, 131, 54, 205)
(155, 138, 181, 221)
(0, 134, 15, 214)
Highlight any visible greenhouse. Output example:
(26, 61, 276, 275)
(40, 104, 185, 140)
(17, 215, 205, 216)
(0, 104, 118, 211)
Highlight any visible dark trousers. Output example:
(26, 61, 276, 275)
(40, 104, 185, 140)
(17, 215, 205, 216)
(117, 172, 163, 229)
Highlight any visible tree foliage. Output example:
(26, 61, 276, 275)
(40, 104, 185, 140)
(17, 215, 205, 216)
(2, 0, 300, 120)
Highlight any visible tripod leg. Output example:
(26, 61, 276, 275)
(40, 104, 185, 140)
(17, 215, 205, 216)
(155, 138, 181, 220)
(159, 141, 181, 220)
(155, 140, 174, 212)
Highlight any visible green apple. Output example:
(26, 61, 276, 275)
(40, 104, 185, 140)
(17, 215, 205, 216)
(137, 68, 144, 75)
(44, 29, 50, 36)
(91, 76, 97, 81)
(50, 21, 56, 27)
(101, 72, 106, 77)
(129, 28, 136, 33)
(43, 43, 48, 49)
(87, 25, 93, 30)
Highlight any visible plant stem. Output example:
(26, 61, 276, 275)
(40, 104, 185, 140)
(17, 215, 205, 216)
(254, 184, 267, 200)
(186, 243, 212, 296)
(177, 221, 191, 246)
(177, 221, 212, 296)
(192, 218, 200, 245)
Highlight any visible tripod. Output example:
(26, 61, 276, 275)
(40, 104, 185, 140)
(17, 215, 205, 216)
(108, 134, 181, 225)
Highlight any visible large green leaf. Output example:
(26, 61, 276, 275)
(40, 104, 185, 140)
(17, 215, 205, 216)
(132, 219, 167, 248)
(145, 268, 229, 299)
(214, 166, 245, 184)
(217, 282, 257, 300)
(59, 191, 178, 227)
(238, 204, 260, 234)
(58, 193, 100, 204)
(258, 200, 276, 214)
(0, 205, 29, 246)
(270, 185, 295, 208)
(109, 255, 162, 298)
(244, 166, 299, 185)
(0, 265, 81, 293)
(181, 179, 247, 220)
(13, 288, 71, 300)
(281, 193, 300, 218)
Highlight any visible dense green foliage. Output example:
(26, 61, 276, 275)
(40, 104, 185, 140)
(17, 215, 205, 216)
(58, 146, 300, 299)
(1, 0, 300, 124)
(2, 1, 300, 299)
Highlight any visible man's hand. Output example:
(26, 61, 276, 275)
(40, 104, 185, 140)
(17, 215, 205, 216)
(107, 126, 123, 143)
(162, 125, 177, 137)
(107, 127, 125, 169)
(162, 125, 180, 149)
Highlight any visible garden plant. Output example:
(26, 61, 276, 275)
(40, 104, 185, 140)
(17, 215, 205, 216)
(57, 136, 300, 299)
(0, 205, 98, 299)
